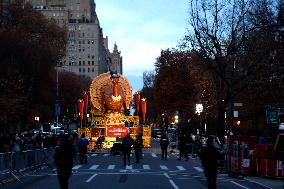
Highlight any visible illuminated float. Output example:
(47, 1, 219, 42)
(78, 71, 151, 149)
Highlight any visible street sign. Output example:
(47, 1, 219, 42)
(55, 102, 60, 116)
(265, 104, 278, 124)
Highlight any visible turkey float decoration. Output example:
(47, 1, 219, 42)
(80, 71, 151, 148)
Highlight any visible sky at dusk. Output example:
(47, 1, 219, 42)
(95, 0, 189, 93)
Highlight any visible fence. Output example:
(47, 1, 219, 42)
(0, 148, 55, 182)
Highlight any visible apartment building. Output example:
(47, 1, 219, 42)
(24, 0, 122, 78)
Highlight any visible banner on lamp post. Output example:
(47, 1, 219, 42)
(78, 99, 84, 128)
(141, 98, 147, 124)
(83, 92, 88, 114)
(134, 91, 140, 115)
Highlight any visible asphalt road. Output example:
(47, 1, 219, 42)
(3, 139, 279, 189)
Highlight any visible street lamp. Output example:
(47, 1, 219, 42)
(34, 116, 40, 130)
(174, 115, 179, 123)
(195, 104, 203, 134)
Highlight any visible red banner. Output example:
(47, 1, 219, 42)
(141, 98, 147, 123)
(78, 99, 84, 128)
(134, 91, 140, 115)
(83, 92, 88, 114)
(106, 125, 129, 137)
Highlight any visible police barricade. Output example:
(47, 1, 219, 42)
(0, 148, 55, 183)
(0, 152, 13, 181)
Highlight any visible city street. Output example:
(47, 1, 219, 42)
(3, 139, 280, 189)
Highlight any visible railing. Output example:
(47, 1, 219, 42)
(0, 148, 55, 182)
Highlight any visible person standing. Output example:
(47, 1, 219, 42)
(137, 132, 143, 158)
(198, 137, 220, 189)
(53, 134, 76, 189)
(121, 133, 134, 166)
(133, 137, 141, 163)
(160, 133, 169, 160)
(78, 133, 89, 164)
(178, 133, 189, 160)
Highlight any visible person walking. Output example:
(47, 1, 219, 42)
(198, 136, 220, 189)
(78, 132, 89, 164)
(137, 132, 143, 158)
(121, 133, 134, 166)
(178, 133, 189, 160)
(160, 133, 169, 160)
(133, 136, 141, 163)
(53, 134, 76, 189)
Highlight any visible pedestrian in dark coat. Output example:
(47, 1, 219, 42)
(53, 134, 76, 189)
(178, 133, 189, 160)
(78, 132, 89, 164)
(160, 133, 169, 160)
(199, 137, 220, 189)
(121, 133, 134, 166)
(133, 137, 141, 163)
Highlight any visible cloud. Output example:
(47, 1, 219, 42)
(96, 0, 189, 89)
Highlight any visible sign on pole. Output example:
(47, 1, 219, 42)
(265, 104, 278, 124)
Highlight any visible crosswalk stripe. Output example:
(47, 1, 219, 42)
(126, 165, 133, 169)
(108, 165, 115, 169)
(72, 165, 83, 170)
(151, 153, 157, 157)
(103, 154, 109, 156)
(193, 166, 203, 172)
(160, 165, 168, 170)
(176, 166, 186, 171)
(91, 154, 97, 157)
(89, 165, 99, 170)
(86, 173, 97, 183)
(143, 165, 150, 170)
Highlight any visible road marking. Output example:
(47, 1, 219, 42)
(193, 166, 203, 172)
(164, 173, 179, 189)
(103, 154, 109, 156)
(244, 178, 273, 189)
(176, 166, 186, 171)
(152, 153, 157, 157)
(72, 165, 83, 170)
(91, 154, 97, 157)
(108, 165, 115, 169)
(160, 165, 168, 170)
(126, 165, 132, 169)
(86, 173, 97, 183)
(143, 165, 150, 170)
(89, 165, 99, 170)
(230, 181, 250, 189)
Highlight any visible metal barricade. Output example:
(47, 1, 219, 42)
(0, 148, 55, 183)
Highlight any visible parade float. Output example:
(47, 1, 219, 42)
(77, 71, 151, 149)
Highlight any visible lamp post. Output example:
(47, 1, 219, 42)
(34, 116, 40, 130)
(195, 104, 203, 135)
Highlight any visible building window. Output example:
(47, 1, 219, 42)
(92, 68, 94, 72)
(88, 61, 90, 65)
(88, 55, 90, 59)
(83, 68, 85, 72)
(92, 55, 94, 59)
(92, 61, 94, 65)
(79, 61, 81, 66)
(83, 61, 85, 66)
(79, 68, 81, 72)
(88, 68, 90, 72)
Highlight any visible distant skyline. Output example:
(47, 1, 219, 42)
(96, 0, 189, 92)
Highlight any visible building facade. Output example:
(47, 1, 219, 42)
(24, 0, 122, 78)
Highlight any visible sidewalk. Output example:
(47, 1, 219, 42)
(245, 176, 283, 189)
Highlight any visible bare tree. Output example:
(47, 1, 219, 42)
(182, 0, 281, 139)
